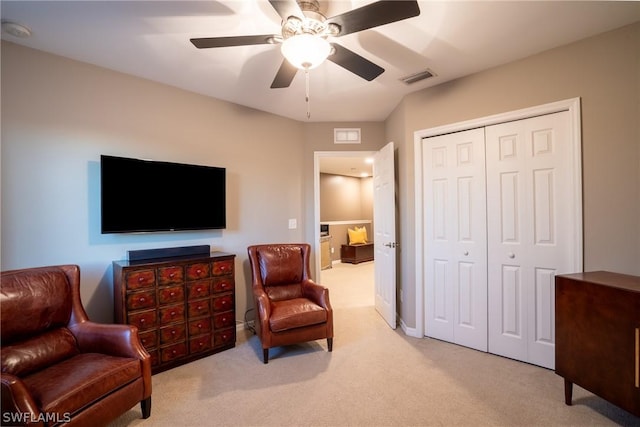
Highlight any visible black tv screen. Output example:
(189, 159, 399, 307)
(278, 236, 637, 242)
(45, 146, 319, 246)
(100, 155, 226, 234)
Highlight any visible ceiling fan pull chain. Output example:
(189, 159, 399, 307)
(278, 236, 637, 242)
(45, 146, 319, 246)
(305, 68, 311, 119)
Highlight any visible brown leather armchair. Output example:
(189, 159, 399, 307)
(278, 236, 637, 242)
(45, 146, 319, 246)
(1, 265, 151, 426)
(247, 243, 333, 364)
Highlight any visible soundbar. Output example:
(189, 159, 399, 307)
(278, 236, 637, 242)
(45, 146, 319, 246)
(127, 245, 211, 262)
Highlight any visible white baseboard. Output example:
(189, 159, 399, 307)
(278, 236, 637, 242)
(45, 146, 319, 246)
(400, 318, 421, 338)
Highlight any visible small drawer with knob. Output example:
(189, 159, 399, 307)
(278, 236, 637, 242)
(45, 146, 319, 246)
(190, 335, 212, 353)
(213, 312, 235, 329)
(160, 342, 187, 363)
(138, 329, 158, 349)
(212, 277, 234, 293)
(157, 266, 184, 285)
(186, 262, 210, 280)
(159, 303, 185, 324)
(214, 328, 235, 347)
(212, 259, 234, 276)
(158, 285, 184, 304)
(127, 309, 157, 331)
(125, 270, 155, 290)
(188, 317, 212, 335)
(187, 280, 211, 299)
(160, 324, 186, 344)
(188, 299, 210, 318)
(212, 294, 234, 312)
(126, 290, 156, 310)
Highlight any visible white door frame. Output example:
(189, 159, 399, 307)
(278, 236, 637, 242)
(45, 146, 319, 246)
(313, 150, 376, 281)
(413, 97, 583, 338)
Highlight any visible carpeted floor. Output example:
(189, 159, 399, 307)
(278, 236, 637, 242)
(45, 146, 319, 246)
(111, 261, 638, 426)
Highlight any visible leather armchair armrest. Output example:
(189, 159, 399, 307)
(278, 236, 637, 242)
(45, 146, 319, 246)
(301, 280, 332, 310)
(69, 321, 147, 360)
(1, 373, 43, 427)
(253, 288, 272, 334)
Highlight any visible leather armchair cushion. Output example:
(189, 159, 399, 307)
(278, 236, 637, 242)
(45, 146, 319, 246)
(258, 246, 303, 286)
(1, 270, 72, 342)
(269, 298, 327, 332)
(22, 353, 141, 416)
(1, 328, 79, 377)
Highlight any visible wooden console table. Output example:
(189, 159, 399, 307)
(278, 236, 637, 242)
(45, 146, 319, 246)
(340, 243, 374, 264)
(555, 271, 640, 417)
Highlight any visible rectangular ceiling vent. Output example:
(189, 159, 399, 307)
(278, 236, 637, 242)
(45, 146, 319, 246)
(400, 69, 436, 85)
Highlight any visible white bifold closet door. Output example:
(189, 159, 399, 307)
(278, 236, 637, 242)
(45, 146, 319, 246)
(486, 111, 573, 369)
(423, 110, 577, 369)
(424, 128, 488, 352)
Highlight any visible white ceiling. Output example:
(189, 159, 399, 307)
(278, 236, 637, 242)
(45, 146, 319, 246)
(2, 1, 639, 177)
(2, 1, 640, 125)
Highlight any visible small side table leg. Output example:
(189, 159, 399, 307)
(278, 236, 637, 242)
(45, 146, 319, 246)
(564, 378, 573, 406)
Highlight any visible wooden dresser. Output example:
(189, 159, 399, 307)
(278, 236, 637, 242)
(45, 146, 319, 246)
(555, 271, 640, 417)
(114, 252, 236, 374)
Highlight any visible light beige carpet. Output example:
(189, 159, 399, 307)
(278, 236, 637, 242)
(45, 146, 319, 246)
(111, 261, 638, 426)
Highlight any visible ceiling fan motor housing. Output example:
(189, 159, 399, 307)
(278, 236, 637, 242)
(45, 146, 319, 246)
(281, 0, 340, 40)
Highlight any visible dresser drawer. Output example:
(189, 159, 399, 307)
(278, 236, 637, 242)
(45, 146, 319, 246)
(188, 299, 210, 318)
(189, 335, 213, 353)
(158, 266, 184, 285)
(212, 277, 234, 293)
(125, 270, 155, 290)
(160, 324, 186, 344)
(212, 294, 233, 312)
(186, 262, 210, 280)
(214, 328, 235, 347)
(189, 317, 212, 335)
(126, 290, 156, 310)
(187, 280, 210, 299)
(138, 329, 158, 350)
(160, 342, 188, 363)
(213, 311, 235, 329)
(158, 285, 184, 304)
(159, 303, 185, 324)
(212, 259, 233, 276)
(128, 309, 157, 331)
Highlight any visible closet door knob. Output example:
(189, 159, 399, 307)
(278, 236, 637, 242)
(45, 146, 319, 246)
(463, 251, 469, 256)
(508, 253, 515, 259)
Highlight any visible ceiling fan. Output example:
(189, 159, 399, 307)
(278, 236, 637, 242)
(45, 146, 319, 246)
(190, 0, 421, 89)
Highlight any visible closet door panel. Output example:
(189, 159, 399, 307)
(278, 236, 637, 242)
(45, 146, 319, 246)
(423, 128, 487, 351)
(487, 111, 573, 369)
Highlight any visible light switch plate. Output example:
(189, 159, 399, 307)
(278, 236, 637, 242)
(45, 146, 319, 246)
(288, 218, 297, 229)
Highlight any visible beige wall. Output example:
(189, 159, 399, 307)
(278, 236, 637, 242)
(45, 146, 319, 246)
(387, 22, 640, 329)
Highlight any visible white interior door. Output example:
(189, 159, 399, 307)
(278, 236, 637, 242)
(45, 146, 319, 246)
(373, 142, 397, 329)
(423, 128, 488, 351)
(486, 111, 574, 369)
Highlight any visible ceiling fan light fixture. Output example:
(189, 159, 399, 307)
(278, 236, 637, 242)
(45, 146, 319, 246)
(281, 34, 330, 70)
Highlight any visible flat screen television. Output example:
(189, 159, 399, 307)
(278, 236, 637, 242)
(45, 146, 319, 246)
(101, 155, 226, 234)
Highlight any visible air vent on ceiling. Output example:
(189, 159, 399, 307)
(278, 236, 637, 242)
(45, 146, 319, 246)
(400, 69, 435, 85)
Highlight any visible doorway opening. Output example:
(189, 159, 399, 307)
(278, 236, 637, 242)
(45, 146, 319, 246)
(313, 151, 375, 288)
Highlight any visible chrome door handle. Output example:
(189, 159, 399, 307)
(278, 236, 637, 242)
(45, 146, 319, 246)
(384, 242, 398, 248)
